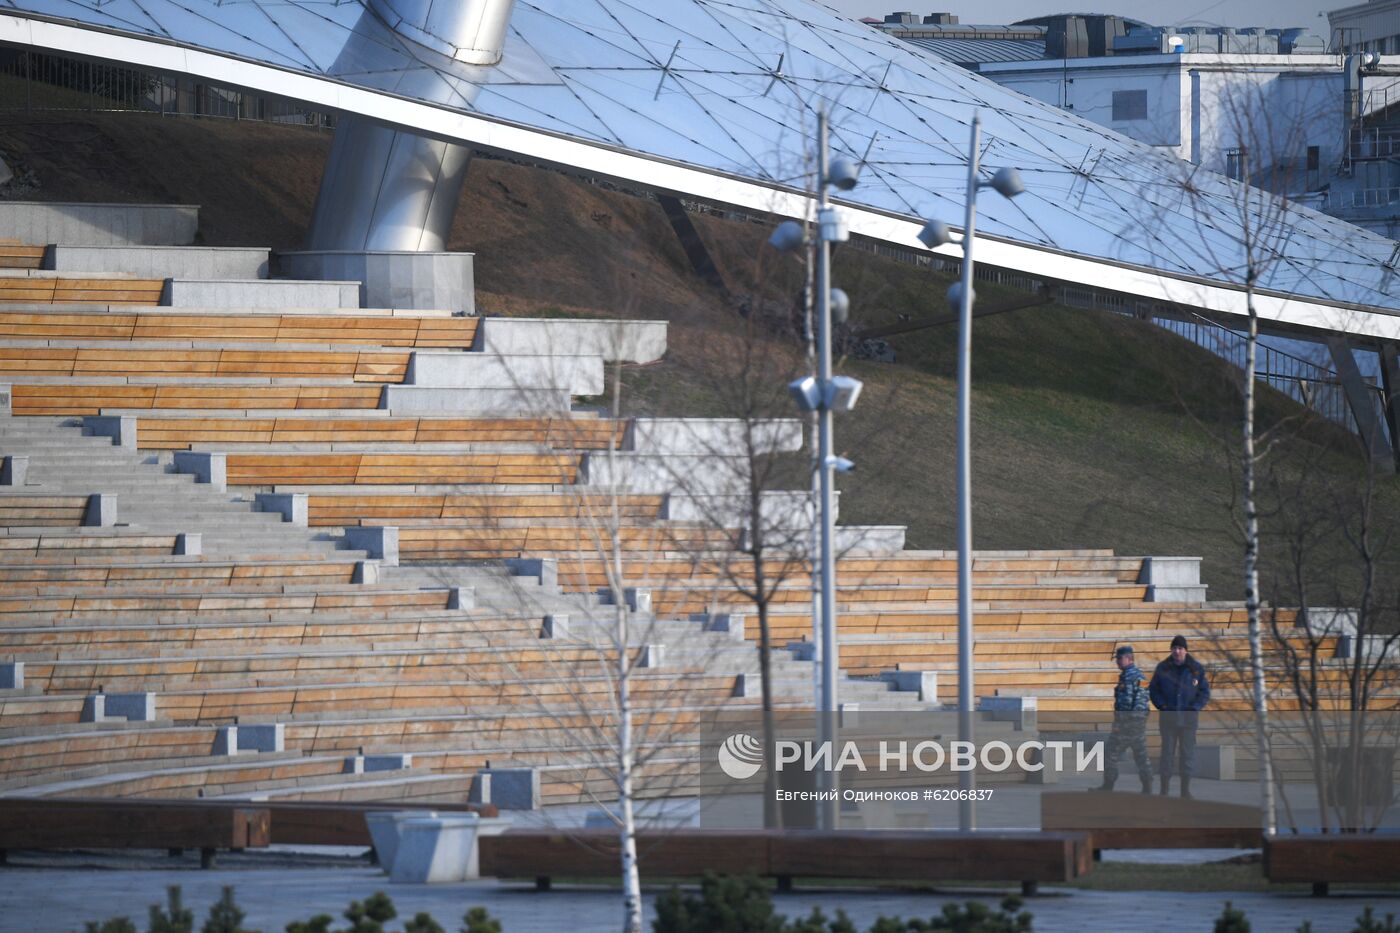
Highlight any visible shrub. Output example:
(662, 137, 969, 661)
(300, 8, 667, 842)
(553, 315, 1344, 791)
(1354, 907, 1400, 933)
(653, 873, 783, 933)
(869, 896, 1033, 932)
(203, 888, 258, 933)
(84, 920, 138, 933)
(461, 908, 502, 933)
(1212, 902, 1250, 933)
(149, 887, 195, 933)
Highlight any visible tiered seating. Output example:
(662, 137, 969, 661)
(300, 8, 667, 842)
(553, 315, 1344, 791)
(0, 216, 1364, 817)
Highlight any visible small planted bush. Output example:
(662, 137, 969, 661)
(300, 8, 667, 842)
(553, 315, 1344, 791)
(652, 874, 1034, 933)
(1213, 902, 1250, 933)
(84, 889, 500, 933)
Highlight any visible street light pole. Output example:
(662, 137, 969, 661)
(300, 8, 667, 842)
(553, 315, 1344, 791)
(768, 109, 862, 833)
(955, 113, 982, 832)
(815, 107, 840, 832)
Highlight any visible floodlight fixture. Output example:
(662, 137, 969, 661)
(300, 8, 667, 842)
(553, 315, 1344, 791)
(825, 375, 863, 412)
(826, 456, 856, 473)
(768, 219, 806, 253)
(917, 219, 956, 249)
(986, 166, 1025, 199)
(826, 156, 860, 191)
(818, 206, 849, 243)
(947, 281, 974, 312)
(829, 287, 850, 323)
(788, 374, 821, 412)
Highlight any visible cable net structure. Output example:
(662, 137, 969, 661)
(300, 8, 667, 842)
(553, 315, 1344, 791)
(2, 0, 1397, 315)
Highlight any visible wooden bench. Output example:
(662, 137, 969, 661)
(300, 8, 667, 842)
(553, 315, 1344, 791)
(0, 244, 45, 270)
(0, 310, 477, 347)
(1264, 835, 1400, 895)
(0, 532, 186, 560)
(0, 798, 505, 864)
(0, 275, 165, 305)
(397, 523, 730, 560)
(11, 382, 384, 416)
(0, 495, 89, 528)
(138, 416, 626, 451)
(0, 347, 409, 383)
(225, 452, 583, 486)
(480, 829, 1093, 895)
(1040, 791, 1262, 853)
(309, 493, 663, 526)
(0, 587, 455, 623)
(0, 796, 269, 866)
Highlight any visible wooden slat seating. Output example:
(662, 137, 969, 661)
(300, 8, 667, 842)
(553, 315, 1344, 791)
(647, 582, 1155, 617)
(225, 452, 583, 486)
(0, 612, 540, 656)
(397, 523, 732, 560)
(0, 275, 164, 305)
(1265, 836, 1400, 894)
(308, 492, 664, 526)
(19, 644, 686, 694)
(0, 310, 477, 347)
(550, 554, 1146, 591)
(0, 707, 725, 787)
(0, 798, 501, 853)
(140, 417, 626, 451)
(0, 495, 89, 528)
(0, 588, 454, 624)
(834, 630, 1332, 677)
(0, 797, 271, 853)
(0, 347, 409, 383)
(0, 532, 192, 561)
(0, 674, 739, 731)
(479, 829, 1093, 893)
(0, 559, 362, 594)
(11, 383, 383, 416)
(0, 243, 46, 270)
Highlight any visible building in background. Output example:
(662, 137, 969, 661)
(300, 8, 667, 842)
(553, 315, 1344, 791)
(877, 13, 1400, 238)
(1329, 0, 1400, 54)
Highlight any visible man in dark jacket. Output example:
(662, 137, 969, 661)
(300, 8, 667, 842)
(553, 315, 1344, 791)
(1149, 634, 1211, 799)
(1092, 644, 1153, 794)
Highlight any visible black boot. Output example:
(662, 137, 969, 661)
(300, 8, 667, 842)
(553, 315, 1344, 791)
(1140, 777, 1153, 795)
(1180, 777, 1192, 800)
(1089, 778, 1116, 793)
(1159, 776, 1170, 796)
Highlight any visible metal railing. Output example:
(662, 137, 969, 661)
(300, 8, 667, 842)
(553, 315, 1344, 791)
(1323, 186, 1400, 210)
(0, 50, 334, 128)
(844, 236, 1386, 441)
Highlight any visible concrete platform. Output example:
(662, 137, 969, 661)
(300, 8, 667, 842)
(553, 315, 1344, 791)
(0, 201, 198, 246)
(163, 279, 361, 310)
(46, 246, 269, 279)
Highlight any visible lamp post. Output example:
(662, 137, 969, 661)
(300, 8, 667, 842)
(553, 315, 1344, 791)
(768, 107, 861, 831)
(917, 111, 1025, 831)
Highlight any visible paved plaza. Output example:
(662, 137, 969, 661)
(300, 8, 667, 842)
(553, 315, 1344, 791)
(2, 855, 1397, 933)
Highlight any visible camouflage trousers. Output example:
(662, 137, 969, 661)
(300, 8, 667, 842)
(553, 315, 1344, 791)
(1104, 713, 1153, 785)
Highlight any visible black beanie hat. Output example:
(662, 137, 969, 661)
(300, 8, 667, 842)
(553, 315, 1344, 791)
(1170, 635, 1188, 650)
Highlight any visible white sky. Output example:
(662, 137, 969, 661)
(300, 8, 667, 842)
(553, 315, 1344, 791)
(822, 0, 1338, 31)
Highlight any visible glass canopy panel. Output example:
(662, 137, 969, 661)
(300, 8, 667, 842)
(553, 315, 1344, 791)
(0, 0, 1395, 310)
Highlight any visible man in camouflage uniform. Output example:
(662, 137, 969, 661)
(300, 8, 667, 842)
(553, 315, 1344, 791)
(1092, 645, 1153, 794)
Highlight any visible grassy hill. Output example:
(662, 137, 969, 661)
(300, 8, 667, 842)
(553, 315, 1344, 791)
(1, 109, 1389, 600)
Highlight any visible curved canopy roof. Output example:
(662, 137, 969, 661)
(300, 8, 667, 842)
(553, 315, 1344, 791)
(1, 0, 1397, 322)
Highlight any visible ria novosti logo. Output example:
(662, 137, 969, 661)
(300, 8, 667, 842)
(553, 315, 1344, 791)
(717, 733, 765, 779)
